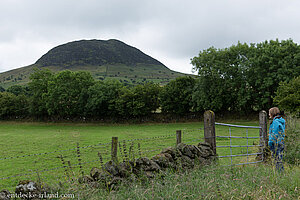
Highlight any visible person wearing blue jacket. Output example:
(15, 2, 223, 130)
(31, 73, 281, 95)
(268, 107, 285, 172)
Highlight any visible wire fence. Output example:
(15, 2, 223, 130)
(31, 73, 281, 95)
(0, 128, 205, 190)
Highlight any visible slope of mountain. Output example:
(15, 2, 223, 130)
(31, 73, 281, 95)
(0, 39, 188, 88)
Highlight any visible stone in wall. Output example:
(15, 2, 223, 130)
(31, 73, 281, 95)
(14, 180, 49, 200)
(0, 190, 10, 200)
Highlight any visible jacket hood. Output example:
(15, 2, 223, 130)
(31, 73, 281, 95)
(273, 116, 285, 126)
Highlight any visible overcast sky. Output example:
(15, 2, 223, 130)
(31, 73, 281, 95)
(1, 0, 300, 74)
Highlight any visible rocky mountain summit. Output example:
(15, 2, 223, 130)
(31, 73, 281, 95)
(35, 39, 166, 68)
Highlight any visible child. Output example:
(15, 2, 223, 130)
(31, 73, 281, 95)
(268, 107, 285, 172)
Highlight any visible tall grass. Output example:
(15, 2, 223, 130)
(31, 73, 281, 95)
(284, 116, 300, 165)
(58, 163, 299, 200)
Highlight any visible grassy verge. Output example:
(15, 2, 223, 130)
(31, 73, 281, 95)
(60, 163, 300, 200)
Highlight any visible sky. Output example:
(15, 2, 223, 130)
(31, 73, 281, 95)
(1, 0, 300, 74)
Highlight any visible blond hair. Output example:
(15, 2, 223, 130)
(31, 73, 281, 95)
(269, 107, 280, 118)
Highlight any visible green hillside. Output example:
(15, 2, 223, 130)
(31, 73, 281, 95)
(0, 39, 188, 88)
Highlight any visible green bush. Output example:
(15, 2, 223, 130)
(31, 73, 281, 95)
(6, 85, 30, 96)
(115, 82, 160, 117)
(0, 86, 5, 92)
(44, 70, 95, 118)
(274, 76, 300, 117)
(284, 116, 300, 165)
(0, 92, 29, 118)
(85, 80, 124, 117)
(160, 76, 195, 115)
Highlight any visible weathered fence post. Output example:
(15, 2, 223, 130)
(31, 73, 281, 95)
(111, 137, 118, 162)
(204, 110, 216, 154)
(259, 110, 268, 148)
(176, 130, 182, 145)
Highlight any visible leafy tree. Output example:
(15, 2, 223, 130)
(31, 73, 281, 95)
(0, 92, 17, 118)
(132, 82, 161, 115)
(0, 92, 29, 119)
(115, 82, 161, 117)
(0, 86, 5, 92)
(191, 43, 252, 113)
(45, 70, 95, 118)
(160, 76, 195, 115)
(114, 87, 134, 117)
(191, 39, 300, 113)
(192, 75, 226, 113)
(247, 39, 300, 110)
(85, 80, 124, 117)
(28, 68, 54, 117)
(6, 85, 30, 96)
(273, 76, 300, 116)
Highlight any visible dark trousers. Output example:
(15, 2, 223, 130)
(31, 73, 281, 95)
(270, 143, 284, 172)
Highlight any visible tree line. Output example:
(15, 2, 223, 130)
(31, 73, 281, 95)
(0, 39, 299, 120)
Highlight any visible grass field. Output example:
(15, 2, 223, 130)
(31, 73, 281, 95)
(0, 120, 263, 191)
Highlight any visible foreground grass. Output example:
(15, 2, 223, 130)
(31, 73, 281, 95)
(60, 163, 299, 200)
(0, 120, 261, 191)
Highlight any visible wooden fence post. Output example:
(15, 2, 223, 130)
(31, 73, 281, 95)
(111, 137, 118, 162)
(176, 130, 182, 145)
(259, 111, 268, 148)
(204, 110, 216, 154)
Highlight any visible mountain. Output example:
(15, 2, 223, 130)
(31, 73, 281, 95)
(0, 39, 188, 88)
(36, 39, 165, 67)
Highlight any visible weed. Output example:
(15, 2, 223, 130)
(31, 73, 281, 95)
(76, 143, 84, 176)
(284, 116, 300, 165)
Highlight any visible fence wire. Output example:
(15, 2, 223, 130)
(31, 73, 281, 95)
(182, 128, 204, 146)
(0, 155, 112, 181)
(0, 127, 204, 188)
(124, 133, 176, 142)
(0, 132, 180, 183)
(0, 142, 111, 161)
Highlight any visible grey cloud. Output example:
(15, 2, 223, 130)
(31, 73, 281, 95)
(1, 0, 300, 73)
(139, 0, 300, 58)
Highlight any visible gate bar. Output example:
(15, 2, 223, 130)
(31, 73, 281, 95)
(217, 145, 262, 148)
(219, 152, 262, 158)
(216, 136, 261, 139)
(215, 122, 261, 129)
(223, 160, 264, 167)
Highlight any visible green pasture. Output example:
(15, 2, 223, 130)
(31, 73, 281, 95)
(0, 120, 261, 191)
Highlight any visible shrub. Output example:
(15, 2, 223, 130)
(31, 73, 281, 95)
(284, 116, 300, 165)
(160, 76, 195, 115)
(0, 92, 29, 118)
(115, 82, 160, 117)
(274, 76, 300, 117)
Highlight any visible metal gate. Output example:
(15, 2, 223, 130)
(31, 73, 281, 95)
(215, 122, 264, 166)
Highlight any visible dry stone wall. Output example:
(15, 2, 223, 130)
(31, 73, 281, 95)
(84, 142, 217, 189)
